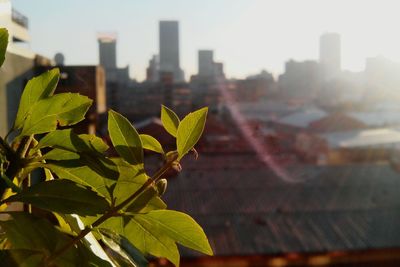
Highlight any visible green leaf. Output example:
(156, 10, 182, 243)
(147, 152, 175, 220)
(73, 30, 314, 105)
(141, 196, 167, 213)
(125, 186, 158, 213)
(108, 110, 143, 165)
(140, 134, 164, 154)
(43, 148, 80, 161)
(0, 212, 77, 264)
(37, 129, 108, 154)
(161, 105, 180, 137)
(176, 107, 208, 160)
(0, 219, 113, 267)
(99, 228, 149, 267)
(21, 93, 92, 136)
(135, 210, 213, 256)
(0, 249, 43, 267)
(3, 180, 110, 215)
(79, 134, 109, 153)
(112, 160, 147, 206)
(0, 28, 8, 67)
(36, 129, 77, 151)
(45, 157, 120, 201)
(14, 68, 60, 129)
(100, 216, 180, 266)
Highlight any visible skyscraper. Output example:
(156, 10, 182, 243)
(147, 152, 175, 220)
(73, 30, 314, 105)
(319, 33, 341, 80)
(159, 21, 184, 82)
(198, 50, 214, 77)
(146, 54, 159, 82)
(98, 33, 117, 70)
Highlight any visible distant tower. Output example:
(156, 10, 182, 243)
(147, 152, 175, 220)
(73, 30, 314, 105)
(54, 53, 65, 66)
(198, 50, 214, 77)
(146, 55, 159, 82)
(98, 33, 117, 69)
(319, 33, 341, 80)
(159, 21, 183, 82)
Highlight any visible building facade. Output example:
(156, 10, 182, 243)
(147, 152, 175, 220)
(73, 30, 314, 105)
(159, 20, 184, 82)
(319, 32, 341, 80)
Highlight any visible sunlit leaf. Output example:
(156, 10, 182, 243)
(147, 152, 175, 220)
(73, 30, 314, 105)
(140, 134, 164, 154)
(125, 186, 159, 213)
(112, 159, 147, 206)
(45, 157, 119, 201)
(0, 212, 75, 261)
(3, 180, 110, 215)
(0, 28, 8, 67)
(161, 105, 180, 137)
(99, 228, 148, 267)
(37, 129, 109, 154)
(21, 93, 92, 136)
(140, 196, 167, 214)
(135, 210, 213, 256)
(176, 107, 208, 160)
(14, 68, 60, 129)
(100, 216, 180, 266)
(108, 110, 143, 165)
(43, 149, 80, 161)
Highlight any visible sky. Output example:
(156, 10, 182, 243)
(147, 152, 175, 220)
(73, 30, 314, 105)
(11, 0, 400, 81)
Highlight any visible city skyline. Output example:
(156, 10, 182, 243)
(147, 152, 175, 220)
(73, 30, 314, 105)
(12, 0, 400, 81)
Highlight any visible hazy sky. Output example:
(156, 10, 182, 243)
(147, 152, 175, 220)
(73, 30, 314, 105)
(12, 0, 400, 81)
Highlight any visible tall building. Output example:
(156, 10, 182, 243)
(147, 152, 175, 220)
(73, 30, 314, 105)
(98, 33, 117, 70)
(159, 21, 184, 82)
(278, 59, 322, 100)
(198, 50, 214, 77)
(319, 33, 341, 80)
(146, 54, 159, 82)
(97, 32, 130, 111)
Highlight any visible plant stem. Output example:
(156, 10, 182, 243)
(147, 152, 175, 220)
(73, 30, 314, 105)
(17, 135, 34, 158)
(46, 159, 175, 264)
(0, 173, 21, 193)
(0, 136, 14, 159)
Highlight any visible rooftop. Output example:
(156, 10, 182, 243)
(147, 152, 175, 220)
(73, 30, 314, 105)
(278, 108, 328, 128)
(320, 128, 400, 149)
(164, 154, 400, 257)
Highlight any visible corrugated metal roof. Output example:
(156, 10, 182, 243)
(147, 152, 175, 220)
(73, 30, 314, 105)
(164, 156, 400, 257)
(349, 111, 400, 127)
(278, 108, 328, 128)
(320, 128, 400, 148)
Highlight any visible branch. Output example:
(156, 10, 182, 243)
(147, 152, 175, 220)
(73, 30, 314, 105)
(46, 157, 176, 264)
(0, 173, 21, 193)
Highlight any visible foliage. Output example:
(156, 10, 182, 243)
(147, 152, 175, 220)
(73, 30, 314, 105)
(0, 27, 212, 266)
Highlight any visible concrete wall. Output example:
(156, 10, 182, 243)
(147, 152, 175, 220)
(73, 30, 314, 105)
(0, 51, 34, 137)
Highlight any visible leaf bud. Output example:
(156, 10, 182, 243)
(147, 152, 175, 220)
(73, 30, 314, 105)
(156, 178, 168, 196)
(166, 150, 179, 162)
(172, 161, 182, 172)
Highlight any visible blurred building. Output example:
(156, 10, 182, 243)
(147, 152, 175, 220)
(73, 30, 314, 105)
(159, 20, 184, 82)
(98, 33, 117, 69)
(146, 54, 159, 82)
(317, 71, 365, 109)
(278, 60, 322, 101)
(198, 50, 214, 77)
(319, 32, 341, 80)
(364, 56, 400, 101)
(0, 0, 42, 136)
(116, 80, 192, 122)
(295, 128, 400, 164)
(97, 32, 131, 111)
(214, 62, 225, 79)
(233, 70, 275, 102)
